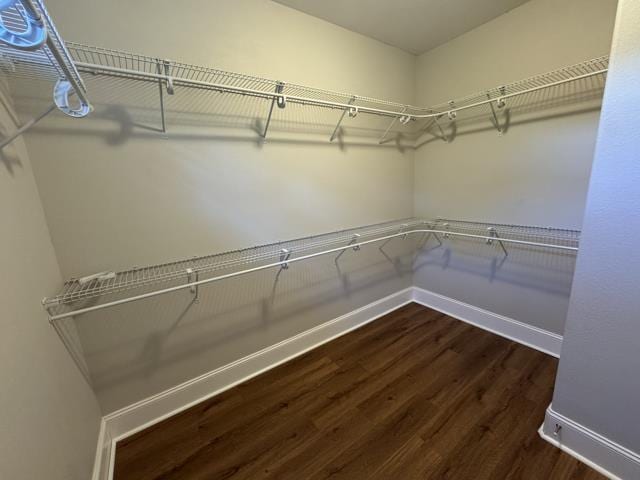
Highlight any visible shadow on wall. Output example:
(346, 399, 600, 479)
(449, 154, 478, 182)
(9, 75, 414, 151)
(60, 237, 417, 412)
(413, 236, 577, 334)
(7, 68, 605, 150)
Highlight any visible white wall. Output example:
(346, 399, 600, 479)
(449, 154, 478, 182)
(548, 0, 640, 468)
(22, 0, 417, 413)
(0, 89, 102, 479)
(412, 0, 617, 334)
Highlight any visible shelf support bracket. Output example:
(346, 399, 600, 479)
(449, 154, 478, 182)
(186, 268, 199, 302)
(262, 82, 285, 139)
(379, 106, 409, 144)
(486, 89, 506, 135)
(330, 96, 356, 142)
(487, 227, 508, 257)
(420, 223, 443, 249)
(335, 234, 361, 263)
(432, 115, 450, 143)
(156, 60, 173, 134)
(0, 103, 57, 150)
(279, 248, 291, 270)
(379, 224, 408, 253)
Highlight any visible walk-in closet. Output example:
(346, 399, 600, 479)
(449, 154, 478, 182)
(2, 0, 639, 479)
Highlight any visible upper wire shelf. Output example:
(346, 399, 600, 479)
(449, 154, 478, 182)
(0, 0, 91, 147)
(66, 42, 608, 142)
(0, 0, 90, 112)
(43, 217, 580, 322)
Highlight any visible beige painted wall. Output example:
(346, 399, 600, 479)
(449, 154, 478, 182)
(22, 0, 416, 412)
(0, 89, 101, 479)
(27, 0, 416, 278)
(413, 0, 617, 334)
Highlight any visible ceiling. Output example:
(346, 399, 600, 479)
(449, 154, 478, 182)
(273, 0, 531, 55)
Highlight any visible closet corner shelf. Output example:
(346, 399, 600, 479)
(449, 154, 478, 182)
(42, 218, 580, 322)
(0, 0, 91, 148)
(66, 41, 608, 141)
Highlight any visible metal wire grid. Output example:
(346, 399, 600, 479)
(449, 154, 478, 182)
(43, 217, 580, 314)
(428, 56, 609, 115)
(0, 1, 86, 90)
(65, 41, 607, 122)
(66, 42, 414, 117)
(43, 218, 424, 309)
(430, 218, 580, 249)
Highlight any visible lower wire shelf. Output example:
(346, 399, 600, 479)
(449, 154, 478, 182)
(42, 218, 580, 322)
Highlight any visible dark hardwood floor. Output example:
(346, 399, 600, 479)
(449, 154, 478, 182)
(114, 303, 604, 479)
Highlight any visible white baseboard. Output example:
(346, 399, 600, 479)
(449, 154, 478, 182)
(412, 287, 562, 357)
(540, 405, 640, 480)
(91, 419, 114, 480)
(93, 287, 414, 479)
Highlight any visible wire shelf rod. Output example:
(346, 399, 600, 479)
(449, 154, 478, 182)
(73, 60, 607, 121)
(46, 220, 428, 304)
(45, 226, 579, 322)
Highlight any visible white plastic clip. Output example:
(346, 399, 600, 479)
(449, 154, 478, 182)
(162, 60, 174, 95)
(399, 115, 411, 125)
(348, 106, 359, 118)
(53, 80, 92, 118)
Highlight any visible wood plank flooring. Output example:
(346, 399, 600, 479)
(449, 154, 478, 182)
(114, 303, 604, 479)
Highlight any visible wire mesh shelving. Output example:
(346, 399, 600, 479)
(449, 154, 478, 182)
(65, 42, 608, 142)
(43, 218, 580, 322)
(0, 0, 91, 148)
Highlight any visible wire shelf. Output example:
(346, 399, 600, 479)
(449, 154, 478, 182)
(428, 56, 609, 116)
(67, 42, 417, 119)
(430, 218, 580, 249)
(0, 1, 88, 101)
(43, 217, 580, 320)
(66, 41, 608, 130)
(43, 219, 423, 312)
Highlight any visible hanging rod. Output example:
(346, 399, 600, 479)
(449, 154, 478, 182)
(43, 219, 579, 322)
(65, 42, 608, 137)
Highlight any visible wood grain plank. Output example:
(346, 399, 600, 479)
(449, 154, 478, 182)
(114, 303, 605, 480)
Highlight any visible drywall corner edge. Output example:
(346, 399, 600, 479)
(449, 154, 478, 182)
(91, 418, 114, 480)
(92, 287, 415, 480)
(540, 405, 640, 480)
